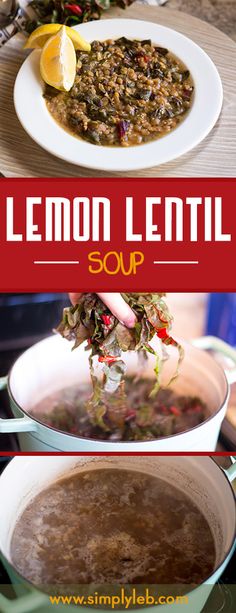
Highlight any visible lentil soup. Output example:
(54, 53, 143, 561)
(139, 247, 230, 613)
(44, 37, 194, 147)
(11, 468, 215, 585)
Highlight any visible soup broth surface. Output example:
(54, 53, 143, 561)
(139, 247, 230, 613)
(11, 468, 215, 586)
(30, 378, 207, 441)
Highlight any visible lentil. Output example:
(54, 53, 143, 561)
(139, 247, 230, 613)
(44, 37, 194, 147)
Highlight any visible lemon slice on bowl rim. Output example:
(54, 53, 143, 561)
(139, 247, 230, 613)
(24, 23, 91, 52)
(40, 25, 77, 92)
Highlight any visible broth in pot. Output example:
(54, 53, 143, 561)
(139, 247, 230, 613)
(11, 468, 216, 586)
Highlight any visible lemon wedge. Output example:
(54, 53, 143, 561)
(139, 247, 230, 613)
(40, 26, 76, 91)
(24, 23, 91, 52)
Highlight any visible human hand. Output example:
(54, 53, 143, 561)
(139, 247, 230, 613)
(69, 293, 137, 329)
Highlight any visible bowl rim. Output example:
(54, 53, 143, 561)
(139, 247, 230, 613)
(13, 18, 223, 172)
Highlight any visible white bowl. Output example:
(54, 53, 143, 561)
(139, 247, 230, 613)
(14, 19, 223, 172)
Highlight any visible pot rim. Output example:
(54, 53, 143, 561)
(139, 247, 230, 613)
(7, 336, 229, 445)
(0, 457, 235, 600)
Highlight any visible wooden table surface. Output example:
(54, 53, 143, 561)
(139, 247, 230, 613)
(0, 5, 235, 178)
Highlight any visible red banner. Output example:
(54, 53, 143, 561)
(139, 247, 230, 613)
(0, 177, 235, 292)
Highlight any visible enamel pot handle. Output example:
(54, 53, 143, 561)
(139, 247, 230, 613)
(0, 376, 8, 391)
(191, 336, 236, 385)
(0, 590, 48, 613)
(224, 456, 236, 483)
(0, 376, 36, 433)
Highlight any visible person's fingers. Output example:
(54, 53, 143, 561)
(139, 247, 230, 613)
(69, 292, 82, 305)
(97, 293, 137, 328)
(69, 292, 137, 328)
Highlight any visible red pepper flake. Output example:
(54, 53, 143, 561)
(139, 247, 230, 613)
(136, 53, 150, 63)
(101, 314, 112, 326)
(170, 406, 181, 417)
(64, 3, 83, 16)
(156, 327, 169, 340)
(98, 355, 118, 364)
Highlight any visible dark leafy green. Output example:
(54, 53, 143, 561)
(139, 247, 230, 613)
(32, 379, 207, 441)
(25, 0, 135, 34)
(57, 293, 184, 433)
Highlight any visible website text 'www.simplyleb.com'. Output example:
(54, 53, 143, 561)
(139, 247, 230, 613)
(49, 588, 188, 608)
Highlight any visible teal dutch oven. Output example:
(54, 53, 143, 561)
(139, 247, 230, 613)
(0, 335, 236, 451)
(0, 455, 235, 613)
